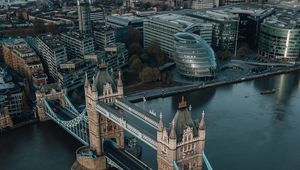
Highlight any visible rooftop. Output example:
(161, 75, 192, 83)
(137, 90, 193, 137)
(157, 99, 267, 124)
(148, 13, 208, 29)
(39, 34, 65, 49)
(192, 9, 239, 22)
(263, 12, 300, 29)
(61, 31, 94, 41)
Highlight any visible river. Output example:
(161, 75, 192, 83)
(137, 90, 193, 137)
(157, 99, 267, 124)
(1, 72, 300, 170)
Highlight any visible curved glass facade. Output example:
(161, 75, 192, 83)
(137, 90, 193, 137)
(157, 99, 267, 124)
(258, 21, 300, 63)
(174, 32, 217, 79)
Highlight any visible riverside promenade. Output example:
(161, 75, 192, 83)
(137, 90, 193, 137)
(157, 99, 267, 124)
(125, 65, 300, 102)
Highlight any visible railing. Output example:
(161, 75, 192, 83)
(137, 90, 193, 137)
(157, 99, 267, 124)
(115, 98, 158, 129)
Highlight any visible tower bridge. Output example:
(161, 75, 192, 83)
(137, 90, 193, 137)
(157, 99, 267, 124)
(36, 64, 213, 170)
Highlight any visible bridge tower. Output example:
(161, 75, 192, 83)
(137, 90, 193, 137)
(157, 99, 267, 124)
(157, 97, 206, 170)
(84, 64, 124, 155)
(35, 84, 66, 121)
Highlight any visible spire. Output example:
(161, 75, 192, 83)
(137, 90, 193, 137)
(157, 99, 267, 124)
(84, 72, 90, 87)
(92, 76, 97, 92)
(117, 70, 123, 87)
(158, 111, 164, 132)
(169, 120, 176, 139)
(199, 110, 206, 130)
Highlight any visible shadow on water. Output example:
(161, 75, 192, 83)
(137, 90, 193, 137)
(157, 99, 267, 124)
(172, 87, 217, 111)
(254, 73, 300, 121)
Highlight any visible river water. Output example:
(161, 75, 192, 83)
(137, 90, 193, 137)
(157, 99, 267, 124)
(1, 72, 300, 170)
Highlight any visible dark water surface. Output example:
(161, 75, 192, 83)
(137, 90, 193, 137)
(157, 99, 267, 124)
(1, 72, 300, 170)
(0, 122, 81, 170)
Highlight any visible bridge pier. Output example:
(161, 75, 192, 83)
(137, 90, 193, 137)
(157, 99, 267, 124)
(72, 146, 107, 170)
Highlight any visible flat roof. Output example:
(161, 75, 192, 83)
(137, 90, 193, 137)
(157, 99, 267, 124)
(148, 13, 209, 29)
(39, 34, 64, 49)
(264, 12, 300, 29)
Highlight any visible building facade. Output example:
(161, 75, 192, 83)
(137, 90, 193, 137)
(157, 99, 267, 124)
(174, 32, 217, 80)
(78, 0, 92, 34)
(189, 10, 239, 54)
(144, 14, 213, 59)
(192, 0, 214, 9)
(0, 66, 24, 118)
(94, 25, 116, 50)
(220, 0, 265, 5)
(2, 39, 45, 83)
(60, 32, 95, 58)
(157, 97, 206, 169)
(57, 58, 96, 91)
(0, 107, 13, 130)
(36, 34, 68, 81)
(258, 14, 300, 63)
(90, 7, 105, 24)
(84, 65, 124, 155)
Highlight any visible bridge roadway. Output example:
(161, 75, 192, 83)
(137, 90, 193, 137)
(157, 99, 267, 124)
(115, 98, 159, 129)
(96, 102, 157, 149)
(104, 140, 151, 170)
(47, 100, 77, 121)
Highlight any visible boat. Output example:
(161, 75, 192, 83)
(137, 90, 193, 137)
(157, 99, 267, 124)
(260, 89, 276, 95)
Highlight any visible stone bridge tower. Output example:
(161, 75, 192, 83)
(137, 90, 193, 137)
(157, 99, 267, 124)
(35, 84, 66, 121)
(157, 97, 206, 170)
(85, 64, 124, 155)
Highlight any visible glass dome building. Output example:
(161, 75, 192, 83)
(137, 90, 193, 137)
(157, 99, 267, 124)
(174, 32, 217, 80)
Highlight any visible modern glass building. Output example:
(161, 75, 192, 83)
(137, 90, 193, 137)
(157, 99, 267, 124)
(144, 14, 213, 59)
(174, 32, 217, 80)
(258, 14, 300, 63)
(188, 10, 239, 54)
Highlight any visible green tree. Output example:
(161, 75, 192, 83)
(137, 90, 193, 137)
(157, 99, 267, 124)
(124, 26, 141, 48)
(139, 67, 160, 82)
(128, 43, 143, 57)
(216, 50, 232, 60)
(146, 41, 164, 66)
(237, 43, 251, 57)
(130, 57, 143, 73)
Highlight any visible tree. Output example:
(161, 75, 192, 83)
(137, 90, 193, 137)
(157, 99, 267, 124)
(124, 26, 141, 48)
(237, 43, 251, 57)
(216, 50, 232, 60)
(128, 43, 143, 57)
(130, 57, 143, 73)
(139, 67, 160, 83)
(146, 41, 164, 66)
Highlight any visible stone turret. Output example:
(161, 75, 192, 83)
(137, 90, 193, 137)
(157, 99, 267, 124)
(117, 71, 123, 95)
(157, 96, 207, 170)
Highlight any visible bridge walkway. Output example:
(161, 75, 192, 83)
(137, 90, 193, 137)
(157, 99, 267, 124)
(104, 140, 152, 170)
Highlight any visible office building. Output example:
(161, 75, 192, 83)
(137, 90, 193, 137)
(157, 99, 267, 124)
(258, 13, 300, 63)
(57, 58, 96, 91)
(221, 4, 274, 48)
(78, 0, 92, 34)
(85, 43, 128, 71)
(36, 34, 68, 81)
(144, 14, 213, 58)
(90, 7, 105, 24)
(94, 25, 116, 50)
(107, 14, 144, 42)
(0, 66, 24, 118)
(220, 0, 265, 5)
(189, 10, 239, 54)
(0, 107, 13, 129)
(2, 39, 45, 83)
(61, 32, 95, 58)
(192, 0, 214, 9)
(174, 32, 217, 79)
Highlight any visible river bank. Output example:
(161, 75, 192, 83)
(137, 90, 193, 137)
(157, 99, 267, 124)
(125, 65, 300, 102)
(0, 119, 39, 134)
